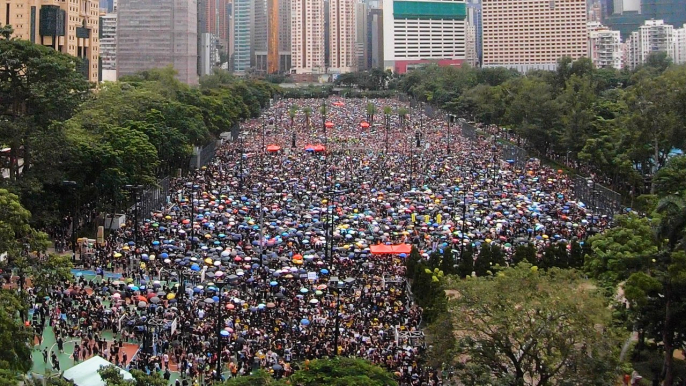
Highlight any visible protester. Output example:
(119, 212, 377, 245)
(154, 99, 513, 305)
(30, 97, 609, 386)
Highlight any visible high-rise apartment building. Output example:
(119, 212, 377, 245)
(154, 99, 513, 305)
(278, 0, 291, 71)
(0, 0, 100, 82)
(367, 7, 383, 68)
(117, 0, 198, 84)
(481, 0, 587, 72)
(291, 0, 325, 73)
(99, 12, 117, 81)
(605, 0, 686, 40)
(588, 21, 623, 69)
(675, 24, 686, 64)
(466, 0, 482, 64)
(465, 22, 478, 67)
(329, 0, 356, 72)
(232, 0, 251, 72)
(201, 0, 229, 50)
(355, 1, 368, 70)
(625, 19, 674, 69)
(382, 0, 467, 74)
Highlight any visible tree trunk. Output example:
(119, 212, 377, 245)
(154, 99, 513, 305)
(651, 135, 659, 194)
(663, 293, 675, 386)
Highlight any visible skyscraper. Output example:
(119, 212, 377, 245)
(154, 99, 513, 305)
(355, 1, 368, 70)
(278, 0, 292, 71)
(382, 0, 467, 74)
(291, 0, 325, 73)
(117, 0, 198, 83)
(99, 13, 117, 81)
(329, 0, 356, 72)
(625, 19, 674, 69)
(588, 22, 623, 69)
(232, 0, 251, 72)
(0, 0, 100, 82)
(675, 24, 686, 65)
(481, 0, 587, 72)
(367, 7, 383, 68)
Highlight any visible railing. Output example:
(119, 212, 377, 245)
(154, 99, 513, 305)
(132, 176, 170, 221)
(189, 140, 219, 170)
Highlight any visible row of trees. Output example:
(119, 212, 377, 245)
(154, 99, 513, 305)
(1, 26, 277, 228)
(407, 196, 686, 384)
(398, 55, 686, 197)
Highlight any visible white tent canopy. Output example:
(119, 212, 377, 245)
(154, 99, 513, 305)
(63, 356, 133, 386)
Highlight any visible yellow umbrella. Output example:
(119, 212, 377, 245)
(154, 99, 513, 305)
(122, 246, 130, 251)
(114, 253, 122, 258)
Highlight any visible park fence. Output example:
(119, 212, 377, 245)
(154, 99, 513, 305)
(138, 176, 171, 220)
(454, 121, 624, 218)
(189, 140, 219, 170)
(572, 176, 622, 217)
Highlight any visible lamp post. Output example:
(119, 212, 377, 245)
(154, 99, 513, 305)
(62, 180, 78, 262)
(331, 278, 354, 358)
(238, 136, 244, 190)
(460, 189, 467, 259)
(384, 113, 390, 154)
(185, 182, 197, 251)
(124, 184, 144, 254)
(321, 101, 327, 148)
(446, 114, 453, 154)
(213, 276, 229, 381)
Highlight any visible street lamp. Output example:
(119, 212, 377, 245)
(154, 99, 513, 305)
(446, 114, 454, 154)
(331, 278, 355, 358)
(459, 189, 468, 259)
(211, 275, 229, 381)
(185, 182, 198, 251)
(62, 180, 78, 262)
(124, 184, 144, 253)
(384, 112, 390, 154)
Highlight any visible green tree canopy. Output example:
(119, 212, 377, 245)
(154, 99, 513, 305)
(446, 264, 619, 386)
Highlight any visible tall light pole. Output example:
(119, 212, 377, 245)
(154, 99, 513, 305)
(331, 278, 354, 358)
(62, 181, 78, 262)
(124, 184, 144, 254)
(213, 276, 228, 381)
(185, 182, 197, 251)
(447, 114, 453, 154)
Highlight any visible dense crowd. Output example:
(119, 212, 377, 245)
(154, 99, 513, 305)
(29, 97, 610, 386)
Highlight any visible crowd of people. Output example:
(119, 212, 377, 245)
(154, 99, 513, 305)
(29, 97, 611, 386)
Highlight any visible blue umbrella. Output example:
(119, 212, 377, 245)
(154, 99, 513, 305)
(270, 281, 278, 286)
(131, 286, 139, 291)
(300, 319, 310, 326)
(191, 264, 200, 271)
(300, 288, 308, 294)
(320, 269, 329, 275)
(152, 241, 160, 245)
(212, 296, 219, 302)
(220, 330, 229, 336)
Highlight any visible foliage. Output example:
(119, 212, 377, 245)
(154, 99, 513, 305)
(586, 199, 686, 386)
(98, 365, 167, 386)
(288, 358, 398, 386)
(0, 290, 33, 373)
(446, 264, 619, 386)
(220, 370, 284, 386)
(400, 58, 686, 197)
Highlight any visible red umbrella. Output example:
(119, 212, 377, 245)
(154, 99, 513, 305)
(325, 121, 334, 128)
(266, 145, 281, 152)
(314, 145, 326, 152)
(360, 122, 370, 128)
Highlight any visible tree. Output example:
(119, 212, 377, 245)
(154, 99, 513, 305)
(220, 370, 284, 386)
(446, 264, 619, 386)
(0, 189, 50, 292)
(31, 254, 73, 296)
(473, 245, 491, 276)
(366, 102, 376, 124)
(440, 247, 456, 275)
(302, 106, 312, 128)
(0, 290, 33, 373)
(0, 26, 91, 182)
(288, 105, 299, 131)
(586, 207, 686, 386)
(288, 358, 398, 386)
(98, 365, 167, 386)
(653, 155, 686, 197)
(456, 244, 474, 278)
